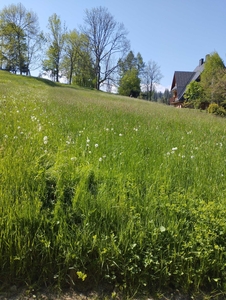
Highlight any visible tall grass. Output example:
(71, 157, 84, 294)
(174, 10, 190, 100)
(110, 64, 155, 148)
(1, 71, 226, 296)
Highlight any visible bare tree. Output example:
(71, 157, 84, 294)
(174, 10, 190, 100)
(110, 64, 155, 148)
(142, 60, 163, 100)
(81, 6, 130, 90)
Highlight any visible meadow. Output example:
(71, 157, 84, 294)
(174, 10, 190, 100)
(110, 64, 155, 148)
(1, 71, 226, 298)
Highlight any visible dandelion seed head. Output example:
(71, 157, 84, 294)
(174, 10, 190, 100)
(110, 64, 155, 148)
(95, 143, 99, 148)
(99, 157, 103, 162)
(43, 136, 48, 144)
(119, 133, 123, 136)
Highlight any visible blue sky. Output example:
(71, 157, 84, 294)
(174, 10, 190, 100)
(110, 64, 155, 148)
(1, 0, 226, 90)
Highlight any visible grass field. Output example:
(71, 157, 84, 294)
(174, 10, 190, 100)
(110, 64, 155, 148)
(1, 71, 226, 298)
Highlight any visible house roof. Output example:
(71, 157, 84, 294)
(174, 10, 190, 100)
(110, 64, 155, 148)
(170, 58, 206, 101)
(171, 71, 196, 100)
(191, 63, 205, 82)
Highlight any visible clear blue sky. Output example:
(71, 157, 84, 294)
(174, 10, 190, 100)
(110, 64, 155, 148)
(1, 0, 226, 90)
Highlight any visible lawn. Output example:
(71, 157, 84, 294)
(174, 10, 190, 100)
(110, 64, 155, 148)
(1, 71, 226, 298)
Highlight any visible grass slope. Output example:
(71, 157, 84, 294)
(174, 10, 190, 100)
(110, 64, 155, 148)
(1, 71, 226, 297)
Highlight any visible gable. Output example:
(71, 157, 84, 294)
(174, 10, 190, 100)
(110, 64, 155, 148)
(171, 71, 195, 100)
(170, 57, 206, 102)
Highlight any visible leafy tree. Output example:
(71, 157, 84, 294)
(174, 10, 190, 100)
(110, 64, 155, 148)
(200, 52, 225, 103)
(118, 51, 144, 77)
(62, 30, 94, 86)
(142, 60, 163, 100)
(184, 81, 204, 108)
(211, 69, 226, 107)
(62, 29, 82, 84)
(43, 13, 66, 82)
(81, 6, 130, 90)
(118, 68, 140, 97)
(0, 2, 40, 74)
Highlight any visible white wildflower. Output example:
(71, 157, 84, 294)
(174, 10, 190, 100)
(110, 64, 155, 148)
(95, 143, 99, 148)
(99, 157, 103, 162)
(172, 147, 178, 151)
(119, 133, 123, 136)
(43, 136, 48, 144)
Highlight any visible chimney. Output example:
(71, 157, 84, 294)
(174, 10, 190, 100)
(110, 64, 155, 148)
(205, 54, 210, 62)
(199, 58, 204, 66)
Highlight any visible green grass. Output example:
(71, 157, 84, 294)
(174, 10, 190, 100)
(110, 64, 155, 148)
(1, 71, 226, 297)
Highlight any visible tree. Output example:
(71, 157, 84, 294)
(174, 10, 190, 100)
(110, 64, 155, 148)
(0, 2, 40, 74)
(211, 69, 226, 106)
(43, 14, 66, 82)
(183, 81, 204, 108)
(142, 60, 163, 100)
(118, 51, 144, 77)
(62, 30, 94, 86)
(118, 68, 140, 97)
(62, 29, 82, 84)
(81, 6, 130, 90)
(200, 52, 225, 103)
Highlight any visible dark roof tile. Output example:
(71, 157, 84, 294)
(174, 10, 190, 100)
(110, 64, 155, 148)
(174, 71, 196, 100)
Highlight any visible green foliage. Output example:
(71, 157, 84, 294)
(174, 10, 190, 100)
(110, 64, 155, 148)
(118, 51, 144, 77)
(43, 13, 66, 82)
(0, 3, 39, 74)
(2, 72, 226, 297)
(208, 103, 226, 116)
(62, 31, 94, 86)
(184, 80, 204, 108)
(118, 68, 141, 97)
(200, 52, 225, 103)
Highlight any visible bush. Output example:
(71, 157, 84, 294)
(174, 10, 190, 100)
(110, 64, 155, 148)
(208, 103, 226, 116)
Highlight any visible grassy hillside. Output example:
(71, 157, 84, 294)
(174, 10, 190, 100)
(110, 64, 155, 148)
(1, 71, 226, 297)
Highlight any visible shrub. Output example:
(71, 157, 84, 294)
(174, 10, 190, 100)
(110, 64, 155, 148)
(208, 103, 226, 116)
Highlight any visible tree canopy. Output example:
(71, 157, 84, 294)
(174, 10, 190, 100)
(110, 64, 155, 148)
(0, 2, 40, 74)
(118, 68, 141, 97)
(200, 52, 225, 103)
(0, 2, 164, 96)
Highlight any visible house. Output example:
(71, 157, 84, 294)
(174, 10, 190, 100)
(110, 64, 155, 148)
(170, 55, 208, 107)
